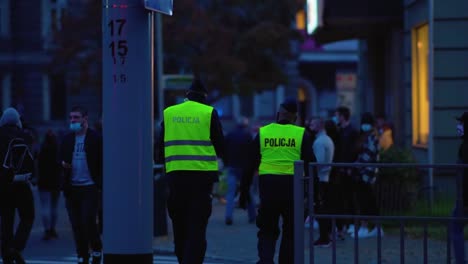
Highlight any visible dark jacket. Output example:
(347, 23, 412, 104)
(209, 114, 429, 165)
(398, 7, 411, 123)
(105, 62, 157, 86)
(38, 136, 61, 191)
(60, 128, 103, 195)
(157, 99, 225, 184)
(335, 124, 359, 163)
(224, 125, 252, 168)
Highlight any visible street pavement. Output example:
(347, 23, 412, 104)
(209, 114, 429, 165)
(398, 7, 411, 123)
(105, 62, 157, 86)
(155, 198, 468, 264)
(13, 187, 242, 264)
(8, 186, 468, 264)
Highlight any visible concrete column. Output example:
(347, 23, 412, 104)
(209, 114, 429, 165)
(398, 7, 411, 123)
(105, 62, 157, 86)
(102, 1, 154, 263)
(2, 73, 11, 109)
(156, 13, 164, 121)
(42, 74, 50, 121)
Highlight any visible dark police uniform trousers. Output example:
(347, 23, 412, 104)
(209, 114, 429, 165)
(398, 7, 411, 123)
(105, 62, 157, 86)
(1, 183, 35, 259)
(167, 173, 213, 264)
(256, 174, 294, 264)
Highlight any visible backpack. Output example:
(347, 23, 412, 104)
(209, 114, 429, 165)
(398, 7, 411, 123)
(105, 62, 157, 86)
(2, 136, 34, 182)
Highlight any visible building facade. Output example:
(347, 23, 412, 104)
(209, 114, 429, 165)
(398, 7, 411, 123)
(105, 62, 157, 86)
(313, 0, 468, 164)
(0, 0, 101, 127)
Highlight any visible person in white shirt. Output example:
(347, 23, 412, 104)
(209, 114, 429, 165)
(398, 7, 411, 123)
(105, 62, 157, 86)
(309, 118, 335, 247)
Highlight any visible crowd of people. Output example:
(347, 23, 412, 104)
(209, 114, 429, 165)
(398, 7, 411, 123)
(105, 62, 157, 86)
(222, 106, 395, 248)
(0, 77, 465, 264)
(0, 106, 102, 264)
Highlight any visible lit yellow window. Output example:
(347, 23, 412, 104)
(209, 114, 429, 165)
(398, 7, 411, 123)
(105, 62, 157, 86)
(298, 87, 307, 102)
(411, 24, 429, 146)
(296, 10, 305, 30)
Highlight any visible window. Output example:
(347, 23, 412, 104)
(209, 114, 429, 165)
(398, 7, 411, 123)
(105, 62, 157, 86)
(296, 10, 305, 30)
(411, 24, 429, 146)
(0, 0, 10, 37)
(51, 8, 57, 31)
(50, 74, 66, 120)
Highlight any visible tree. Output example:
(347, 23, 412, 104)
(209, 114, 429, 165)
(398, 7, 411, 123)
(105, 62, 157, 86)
(47, 0, 305, 104)
(163, 0, 305, 99)
(47, 0, 102, 96)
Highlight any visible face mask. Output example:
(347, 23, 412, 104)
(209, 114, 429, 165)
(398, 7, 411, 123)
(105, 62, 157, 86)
(332, 116, 339, 125)
(70, 122, 82, 132)
(361, 124, 372, 132)
(457, 124, 464, 137)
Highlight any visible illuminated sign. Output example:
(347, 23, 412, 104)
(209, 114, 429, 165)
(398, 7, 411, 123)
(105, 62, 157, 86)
(336, 73, 357, 91)
(306, 0, 323, 35)
(144, 0, 173, 16)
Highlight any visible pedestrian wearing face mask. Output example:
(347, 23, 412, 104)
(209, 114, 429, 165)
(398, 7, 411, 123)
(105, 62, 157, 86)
(333, 106, 359, 238)
(60, 106, 102, 264)
(352, 112, 382, 238)
(451, 112, 468, 264)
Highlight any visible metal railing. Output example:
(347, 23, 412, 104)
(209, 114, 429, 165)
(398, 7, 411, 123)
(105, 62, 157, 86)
(293, 162, 468, 264)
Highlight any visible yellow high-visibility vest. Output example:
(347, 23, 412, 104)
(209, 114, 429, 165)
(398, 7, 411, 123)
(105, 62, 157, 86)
(163, 100, 218, 173)
(258, 123, 304, 175)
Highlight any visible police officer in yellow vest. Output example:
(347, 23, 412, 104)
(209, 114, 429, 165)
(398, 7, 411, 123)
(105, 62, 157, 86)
(240, 98, 313, 264)
(157, 79, 225, 264)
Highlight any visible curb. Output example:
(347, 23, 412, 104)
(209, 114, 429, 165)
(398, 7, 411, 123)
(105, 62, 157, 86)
(153, 247, 252, 263)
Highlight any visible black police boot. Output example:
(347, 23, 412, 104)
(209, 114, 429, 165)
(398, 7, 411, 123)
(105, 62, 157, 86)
(257, 238, 276, 264)
(6, 248, 25, 264)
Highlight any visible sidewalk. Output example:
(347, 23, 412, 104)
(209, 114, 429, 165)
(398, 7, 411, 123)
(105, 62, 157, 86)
(154, 199, 463, 264)
(23, 187, 463, 263)
(153, 199, 259, 263)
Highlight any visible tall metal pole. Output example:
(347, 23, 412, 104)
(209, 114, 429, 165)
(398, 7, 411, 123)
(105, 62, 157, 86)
(156, 13, 164, 120)
(102, 1, 154, 263)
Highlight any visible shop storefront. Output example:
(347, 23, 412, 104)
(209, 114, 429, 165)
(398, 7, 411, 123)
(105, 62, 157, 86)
(311, 0, 468, 163)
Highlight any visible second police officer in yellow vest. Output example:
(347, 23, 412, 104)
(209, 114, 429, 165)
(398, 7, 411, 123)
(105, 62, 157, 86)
(157, 79, 225, 264)
(240, 98, 314, 264)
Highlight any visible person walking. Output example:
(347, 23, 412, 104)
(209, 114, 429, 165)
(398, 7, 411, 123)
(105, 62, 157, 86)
(452, 112, 468, 264)
(60, 106, 102, 264)
(240, 98, 313, 264)
(0, 108, 35, 264)
(38, 129, 61, 240)
(309, 118, 335, 247)
(224, 116, 256, 226)
(157, 79, 225, 264)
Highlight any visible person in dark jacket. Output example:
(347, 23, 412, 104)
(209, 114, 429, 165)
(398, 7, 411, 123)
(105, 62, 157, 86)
(240, 99, 313, 264)
(38, 129, 61, 240)
(60, 106, 102, 264)
(157, 79, 225, 264)
(452, 112, 468, 264)
(333, 106, 359, 235)
(224, 116, 256, 226)
(0, 107, 34, 264)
